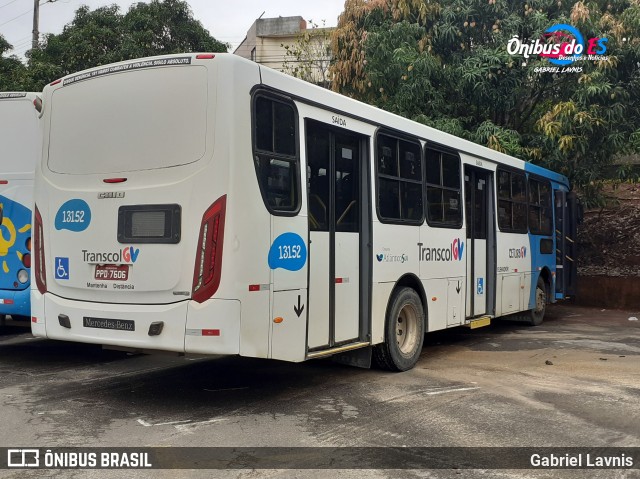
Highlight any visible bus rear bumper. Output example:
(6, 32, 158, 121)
(185, 299, 240, 355)
(31, 291, 241, 355)
(0, 287, 30, 317)
(32, 293, 188, 352)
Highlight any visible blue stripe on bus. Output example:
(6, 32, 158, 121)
(523, 162, 570, 306)
(523, 162, 570, 187)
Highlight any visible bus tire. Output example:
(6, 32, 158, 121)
(373, 287, 425, 372)
(526, 277, 547, 326)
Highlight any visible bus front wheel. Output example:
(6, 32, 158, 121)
(374, 287, 425, 372)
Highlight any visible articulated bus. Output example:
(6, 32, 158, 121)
(32, 54, 578, 371)
(0, 92, 40, 322)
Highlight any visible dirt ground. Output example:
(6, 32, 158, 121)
(578, 182, 640, 278)
(1, 304, 639, 478)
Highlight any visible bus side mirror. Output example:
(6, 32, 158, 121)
(33, 97, 43, 113)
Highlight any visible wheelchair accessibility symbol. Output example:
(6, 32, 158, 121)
(55, 257, 69, 280)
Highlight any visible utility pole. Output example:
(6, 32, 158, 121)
(32, 0, 56, 50)
(32, 0, 40, 50)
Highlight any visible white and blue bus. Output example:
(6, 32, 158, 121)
(31, 54, 577, 370)
(0, 92, 41, 322)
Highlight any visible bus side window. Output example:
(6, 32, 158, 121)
(528, 177, 552, 235)
(252, 95, 300, 214)
(425, 148, 462, 228)
(376, 132, 423, 224)
(497, 169, 528, 233)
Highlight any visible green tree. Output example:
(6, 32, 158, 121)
(0, 35, 29, 91)
(330, 0, 640, 203)
(27, 0, 228, 89)
(120, 0, 228, 58)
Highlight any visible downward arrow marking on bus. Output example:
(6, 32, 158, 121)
(456, 281, 461, 294)
(294, 295, 304, 317)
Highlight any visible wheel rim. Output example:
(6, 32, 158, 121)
(395, 303, 419, 356)
(535, 285, 546, 314)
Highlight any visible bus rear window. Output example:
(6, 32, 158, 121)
(0, 99, 40, 175)
(48, 66, 209, 174)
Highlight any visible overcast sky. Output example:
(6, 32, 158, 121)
(1, 0, 346, 57)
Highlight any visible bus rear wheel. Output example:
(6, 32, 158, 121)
(526, 277, 547, 326)
(374, 287, 425, 372)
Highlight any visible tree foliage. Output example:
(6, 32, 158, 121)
(330, 0, 640, 204)
(0, 35, 29, 91)
(25, 0, 228, 89)
(282, 21, 333, 89)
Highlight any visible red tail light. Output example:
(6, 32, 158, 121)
(192, 195, 226, 303)
(34, 206, 47, 294)
(22, 253, 31, 268)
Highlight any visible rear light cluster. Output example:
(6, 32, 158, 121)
(22, 237, 31, 268)
(34, 205, 47, 294)
(13, 237, 31, 285)
(192, 195, 226, 303)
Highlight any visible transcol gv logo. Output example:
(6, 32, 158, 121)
(82, 246, 140, 264)
(417, 239, 464, 262)
(507, 24, 608, 71)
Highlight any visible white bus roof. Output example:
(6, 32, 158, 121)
(43, 54, 569, 186)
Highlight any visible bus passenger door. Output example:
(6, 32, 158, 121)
(554, 190, 578, 298)
(464, 166, 496, 318)
(305, 120, 370, 351)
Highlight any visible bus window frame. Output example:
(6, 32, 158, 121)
(374, 129, 425, 226)
(424, 144, 463, 230)
(251, 90, 302, 217)
(496, 166, 529, 234)
(527, 174, 553, 236)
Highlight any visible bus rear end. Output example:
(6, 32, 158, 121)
(32, 54, 257, 354)
(0, 92, 41, 320)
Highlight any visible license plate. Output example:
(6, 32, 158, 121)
(83, 317, 135, 332)
(95, 264, 129, 281)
